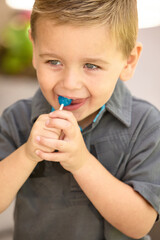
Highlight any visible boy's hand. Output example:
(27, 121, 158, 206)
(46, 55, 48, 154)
(35, 110, 90, 173)
(25, 114, 61, 163)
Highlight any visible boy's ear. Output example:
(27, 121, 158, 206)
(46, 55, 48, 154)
(28, 29, 37, 69)
(120, 42, 143, 81)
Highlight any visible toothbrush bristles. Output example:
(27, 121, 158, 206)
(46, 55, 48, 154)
(59, 104, 64, 110)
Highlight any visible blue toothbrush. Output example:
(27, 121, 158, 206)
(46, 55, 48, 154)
(58, 96, 72, 110)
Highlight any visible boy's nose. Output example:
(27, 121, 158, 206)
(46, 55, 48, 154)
(62, 68, 83, 90)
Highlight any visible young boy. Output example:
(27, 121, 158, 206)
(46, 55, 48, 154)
(0, 0, 160, 239)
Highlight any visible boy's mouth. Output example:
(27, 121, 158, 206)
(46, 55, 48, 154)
(60, 97, 87, 111)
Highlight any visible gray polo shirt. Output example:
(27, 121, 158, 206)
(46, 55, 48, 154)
(0, 80, 160, 240)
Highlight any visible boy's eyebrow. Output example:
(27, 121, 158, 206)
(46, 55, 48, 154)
(39, 53, 110, 65)
(39, 53, 60, 59)
(83, 58, 110, 65)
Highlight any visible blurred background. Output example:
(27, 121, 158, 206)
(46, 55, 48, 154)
(0, 0, 160, 239)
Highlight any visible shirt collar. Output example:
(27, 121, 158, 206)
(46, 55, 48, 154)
(106, 79, 132, 127)
(31, 79, 132, 127)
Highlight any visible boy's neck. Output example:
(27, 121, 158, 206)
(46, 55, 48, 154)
(78, 110, 99, 130)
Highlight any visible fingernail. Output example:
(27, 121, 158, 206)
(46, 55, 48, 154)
(35, 150, 40, 155)
(45, 119, 50, 126)
(49, 112, 54, 117)
(36, 136, 41, 142)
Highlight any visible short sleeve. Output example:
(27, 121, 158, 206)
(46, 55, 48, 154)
(0, 101, 32, 161)
(122, 106, 160, 219)
(0, 111, 17, 160)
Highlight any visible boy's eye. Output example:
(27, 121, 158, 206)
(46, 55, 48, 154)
(84, 63, 100, 70)
(47, 60, 62, 66)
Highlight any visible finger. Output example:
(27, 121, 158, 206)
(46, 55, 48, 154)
(46, 117, 72, 130)
(46, 118, 75, 138)
(47, 110, 81, 138)
(35, 150, 66, 162)
(36, 136, 68, 152)
(33, 114, 61, 138)
(42, 125, 61, 137)
(36, 136, 56, 153)
(36, 114, 50, 123)
(49, 110, 77, 125)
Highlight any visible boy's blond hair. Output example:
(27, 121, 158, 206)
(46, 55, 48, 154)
(30, 0, 138, 58)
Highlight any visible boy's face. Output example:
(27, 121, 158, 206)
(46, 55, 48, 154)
(31, 18, 128, 128)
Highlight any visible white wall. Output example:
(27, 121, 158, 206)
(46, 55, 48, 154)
(125, 26, 160, 110)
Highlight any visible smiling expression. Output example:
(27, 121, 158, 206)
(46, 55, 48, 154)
(31, 18, 128, 129)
